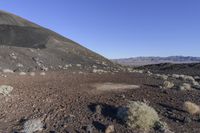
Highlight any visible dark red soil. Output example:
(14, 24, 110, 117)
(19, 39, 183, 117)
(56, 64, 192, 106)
(0, 72, 199, 133)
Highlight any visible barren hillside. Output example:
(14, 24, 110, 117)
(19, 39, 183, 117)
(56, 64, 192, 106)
(0, 10, 120, 73)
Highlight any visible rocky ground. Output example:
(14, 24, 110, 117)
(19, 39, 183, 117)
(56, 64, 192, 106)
(0, 70, 200, 133)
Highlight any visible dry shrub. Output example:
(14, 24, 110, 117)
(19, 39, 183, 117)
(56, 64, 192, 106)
(163, 81, 174, 89)
(0, 85, 13, 96)
(184, 101, 200, 115)
(117, 101, 159, 131)
(179, 83, 192, 91)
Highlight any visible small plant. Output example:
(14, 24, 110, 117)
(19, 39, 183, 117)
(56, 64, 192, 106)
(2, 69, 14, 73)
(179, 83, 192, 91)
(105, 125, 115, 133)
(0, 85, 13, 96)
(117, 101, 159, 131)
(40, 72, 46, 76)
(19, 72, 27, 76)
(184, 101, 200, 115)
(30, 72, 35, 76)
(162, 81, 174, 89)
(155, 74, 168, 80)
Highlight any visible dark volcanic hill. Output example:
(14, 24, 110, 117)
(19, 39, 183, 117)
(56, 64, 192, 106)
(0, 10, 119, 72)
(138, 63, 200, 76)
(112, 56, 200, 66)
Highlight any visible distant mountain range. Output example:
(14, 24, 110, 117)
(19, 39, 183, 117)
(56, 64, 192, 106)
(112, 56, 200, 66)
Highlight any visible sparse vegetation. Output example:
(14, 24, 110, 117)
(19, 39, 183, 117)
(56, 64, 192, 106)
(0, 9, 199, 133)
(105, 125, 115, 133)
(179, 83, 192, 91)
(40, 72, 46, 76)
(155, 74, 168, 80)
(19, 72, 26, 76)
(23, 119, 43, 133)
(0, 85, 13, 96)
(117, 101, 159, 131)
(184, 101, 200, 115)
(172, 74, 180, 79)
(30, 72, 35, 76)
(127, 68, 144, 73)
(92, 69, 107, 73)
(180, 75, 195, 83)
(2, 69, 14, 73)
(162, 81, 174, 89)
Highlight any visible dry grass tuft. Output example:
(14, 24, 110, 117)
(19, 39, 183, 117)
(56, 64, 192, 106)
(162, 81, 174, 89)
(179, 83, 192, 91)
(184, 101, 200, 115)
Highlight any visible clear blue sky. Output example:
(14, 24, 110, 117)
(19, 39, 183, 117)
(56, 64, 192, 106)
(0, 0, 200, 59)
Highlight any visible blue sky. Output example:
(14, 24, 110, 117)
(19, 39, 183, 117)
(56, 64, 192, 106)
(0, 0, 200, 59)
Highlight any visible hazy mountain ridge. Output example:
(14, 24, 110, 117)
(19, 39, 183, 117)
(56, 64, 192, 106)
(112, 56, 200, 66)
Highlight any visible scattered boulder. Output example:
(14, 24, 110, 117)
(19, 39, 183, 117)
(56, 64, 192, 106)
(154, 121, 174, 133)
(0, 85, 13, 96)
(183, 101, 200, 115)
(95, 105, 102, 115)
(23, 119, 43, 133)
(183, 116, 192, 123)
(64, 114, 76, 123)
